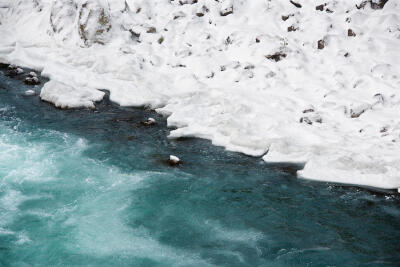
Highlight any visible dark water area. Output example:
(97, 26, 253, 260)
(0, 64, 399, 266)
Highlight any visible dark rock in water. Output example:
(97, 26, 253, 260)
(290, 0, 302, 8)
(6, 66, 24, 77)
(265, 52, 287, 62)
(168, 155, 182, 166)
(24, 76, 40, 85)
(317, 39, 325, 49)
(348, 29, 356, 37)
(140, 118, 156, 126)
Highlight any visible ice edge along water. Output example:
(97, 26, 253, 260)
(0, 0, 399, 190)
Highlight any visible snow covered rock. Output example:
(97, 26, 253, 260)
(141, 117, 156, 126)
(169, 155, 181, 166)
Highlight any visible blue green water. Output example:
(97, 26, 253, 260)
(0, 65, 399, 266)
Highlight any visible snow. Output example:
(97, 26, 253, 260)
(0, 0, 399, 190)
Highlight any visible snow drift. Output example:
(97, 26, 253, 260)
(0, 0, 399, 190)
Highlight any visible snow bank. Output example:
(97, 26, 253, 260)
(0, 0, 399, 189)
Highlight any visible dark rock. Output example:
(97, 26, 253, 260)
(348, 29, 356, 37)
(146, 27, 156, 33)
(344, 52, 350, 57)
(287, 25, 297, 32)
(300, 117, 313, 125)
(168, 155, 182, 166)
(290, 0, 302, 8)
(196, 12, 204, 17)
(24, 76, 40, 85)
(265, 52, 287, 62)
(316, 4, 325, 11)
(6, 67, 24, 77)
(303, 108, 315, 113)
(140, 118, 156, 126)
(317, 39, 325, 49)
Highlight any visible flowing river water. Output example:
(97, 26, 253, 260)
(0, 65, 399, 266)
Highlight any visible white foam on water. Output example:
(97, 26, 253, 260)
(0, 119, 211, 265)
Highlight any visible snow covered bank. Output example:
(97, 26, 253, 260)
(0, 0, 399, 190)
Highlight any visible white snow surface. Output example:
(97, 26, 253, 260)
(0, 0, 399, 189)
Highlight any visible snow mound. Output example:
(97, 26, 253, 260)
(0, 0, 399, 189)
(40, 80, 104, 109)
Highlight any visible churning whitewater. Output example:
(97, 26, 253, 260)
(0, 0, 399, 189)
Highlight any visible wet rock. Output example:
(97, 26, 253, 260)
(140, 117, 156, 126)
(6, 66, 24, 77)
(24, 76, 40, 85)
(169, 155, 182, 166)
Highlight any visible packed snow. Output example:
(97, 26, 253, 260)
(0, 0, 399, 190)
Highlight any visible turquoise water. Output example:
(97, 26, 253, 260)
(0, 65, 399, 266)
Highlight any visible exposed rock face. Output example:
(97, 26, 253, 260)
(49, 0, 112, 46)
(78, 2, 112, 45)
